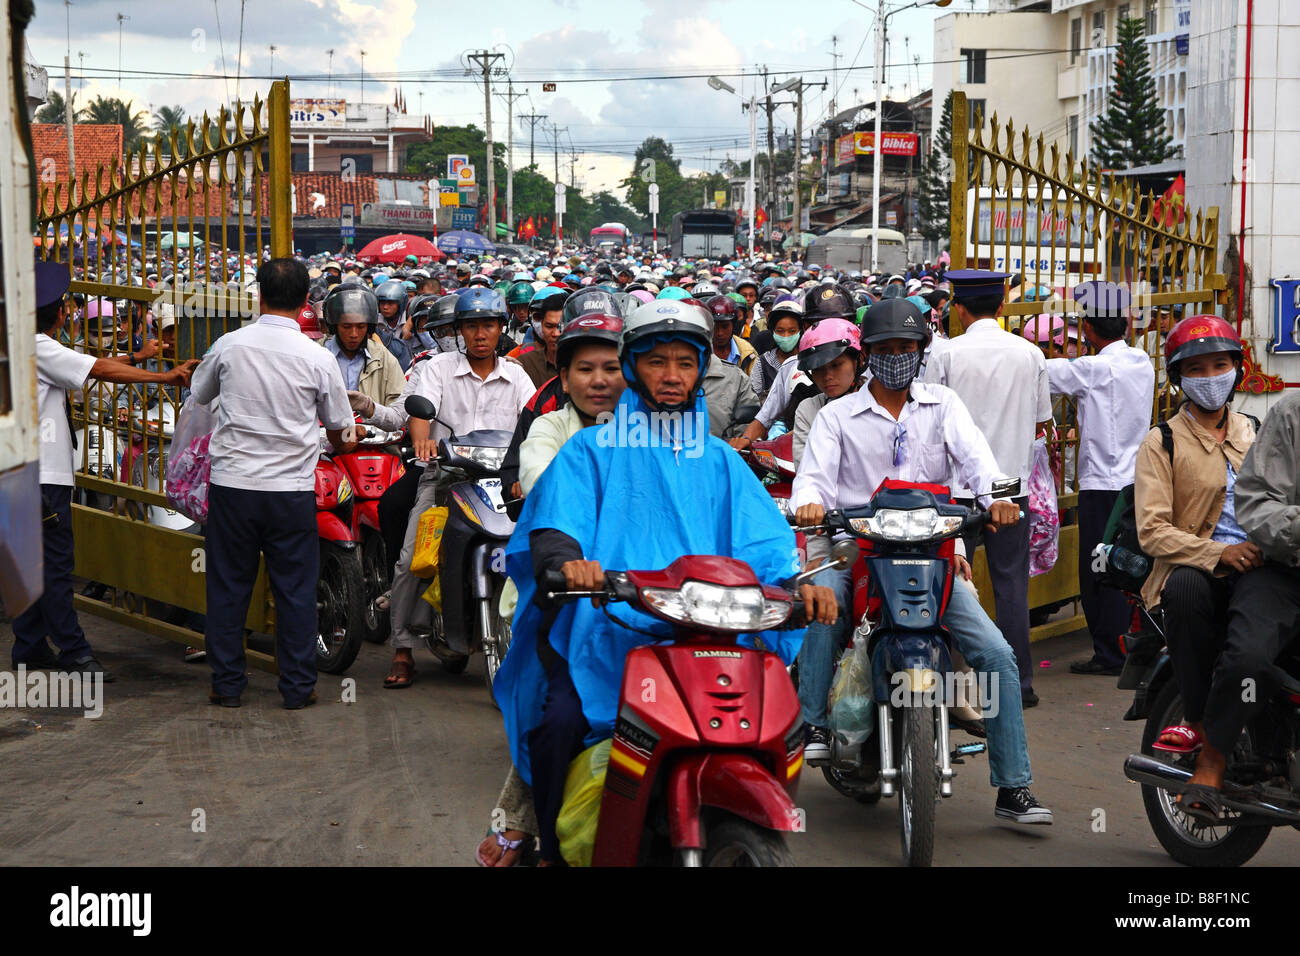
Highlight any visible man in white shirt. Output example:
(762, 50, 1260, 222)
(1047, 281, 1155, 676)
(925, 270, 1052, 706)
(16, 260, 196, 681)
(793, 298, 1053, 825)
(350, 287, 534, 689)
(190, 259, 356, 709)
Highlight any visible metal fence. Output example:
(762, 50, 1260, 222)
(946, 91, 1223, 640)
(35, 81, 293, 669)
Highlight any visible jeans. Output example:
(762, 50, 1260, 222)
(796, 562, 1032, 789)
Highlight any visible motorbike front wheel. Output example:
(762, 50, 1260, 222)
(317, 542, 365, 674)
(702, 816, 795, 867)
(896, 704, 939, 867)
(1139, 679, 1271, 867)
(480, 577, 513, 703)
(360, 531, 391, 644)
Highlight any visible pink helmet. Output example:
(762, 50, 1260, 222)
(629, 289, 654, 305)
(1021, 314, 1065, 344)
(797, 317, 862, 372)
(84, 297, 114, 322)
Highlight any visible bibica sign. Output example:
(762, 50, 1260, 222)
(360, 202, 439, 228)
(290, 98, 347, 128)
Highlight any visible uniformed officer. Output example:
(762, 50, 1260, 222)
(15, 259, 196, 679)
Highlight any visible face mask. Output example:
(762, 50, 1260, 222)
(868, 351, 922, 391)
(774, 332, 800, 353)
(1181, 368, 1237, 411)
(436, 334, 460, 353)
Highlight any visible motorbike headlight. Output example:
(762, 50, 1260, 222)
(640, 581, 791, 631)
(849, 508, 963, 542)
(752, 448, 777, 472)
(452, 444, 507, 471)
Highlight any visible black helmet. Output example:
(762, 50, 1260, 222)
(431, 293, 460, 331)
(322, 285, 379, 336)
(562, 287, 623, 326)
(860, 298, 931, 348)
(453, 287, 507, 325)
(406, 293, 439, 333)
(375, 279, 407, 304)
(802, 281, 856, 323)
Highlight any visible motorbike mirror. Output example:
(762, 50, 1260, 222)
(828, 539, 858, 570)
(404, 395, 436, 420)
(989, 477, 1021, 499)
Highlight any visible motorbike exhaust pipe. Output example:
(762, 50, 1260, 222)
(1123, 754, 1300, 824)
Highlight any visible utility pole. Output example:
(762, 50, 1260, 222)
(519, 113, 547, 168)
(497, 79, 525, 241)
(466, 49, 507, 239)
(325, 49, 334, 95)
(793, 82, 803, 251)
(116, 11, 129, 91)
(359, 49, 366, 104)
(829, 36, 841, 122)
(64, 3, 74, 179)
(549, 123, 565, 187)
(763, 67, 776, 250)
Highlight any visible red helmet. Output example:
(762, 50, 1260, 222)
(556, 312, 623, 369)
(297, 304, 323, 340)
(707, 295, 741, 324)
(1165, 315, 1242, 385)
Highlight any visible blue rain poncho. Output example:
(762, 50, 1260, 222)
(494, 387, 805, 784)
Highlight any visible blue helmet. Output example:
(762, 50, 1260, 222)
(453, 286, 507, 324)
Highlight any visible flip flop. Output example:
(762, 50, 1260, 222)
(383, 658, 416, 689)
(1153, 724, 1202, 754)
(476, 830, 525, 867)
(1178, 783, 1223, 826)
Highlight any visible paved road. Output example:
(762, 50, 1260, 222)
(1, 615, 1295, 866)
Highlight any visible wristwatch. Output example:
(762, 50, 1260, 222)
(128, 352, 139, 366)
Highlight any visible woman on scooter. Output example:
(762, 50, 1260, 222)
(493, 298, 837, 865)
(1133, 316, 1260, 822)
(790, 317, 865, 468)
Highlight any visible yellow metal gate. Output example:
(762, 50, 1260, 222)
(36, 81, 294, 670)
(945, 91, 1225, 640)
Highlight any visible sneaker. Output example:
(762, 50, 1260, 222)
(995, 787, 1053, 825)
(804, 724, 831, 766)
(184, 646, 207, 663)
(69, 656, 115, 684)
(1069, 656, 1122, 676)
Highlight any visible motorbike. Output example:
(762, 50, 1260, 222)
(325, 421, 407, 645)
(742, 432, 806, 568)
(1116, 558, 1300, 867)
(542, 553, 816, 866)
(796, 477, 1020, 867)
(403, 396, 515, 696)
(313, 435, 367, 675)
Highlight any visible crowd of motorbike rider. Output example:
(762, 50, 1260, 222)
(54, 236, 1300, 865)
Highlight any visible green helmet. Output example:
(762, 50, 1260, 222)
(505, 281, 535, 307)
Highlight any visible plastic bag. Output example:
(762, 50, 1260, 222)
(419, 575, 442, 612)
(556, 738, 611, 868)
(165, 396, 219, 524)
(409, 506, 448, 578)
(1027, 436, 1059, 576)
(827, 639, 875, 751)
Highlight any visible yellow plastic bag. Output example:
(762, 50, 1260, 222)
(409, 506, 448, 578)
(556, 738, 610, 867)
(420, 575, 442, 612)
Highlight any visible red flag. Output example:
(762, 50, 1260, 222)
(755, 207, 768, 229)
(521, 216, 537, 239)
(1153, 174, 1186, 228)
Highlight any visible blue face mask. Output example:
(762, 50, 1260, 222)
(774, 332, 800, 353)
(868, 351, 921, 391)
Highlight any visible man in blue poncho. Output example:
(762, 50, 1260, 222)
(494, 297, 838, 865)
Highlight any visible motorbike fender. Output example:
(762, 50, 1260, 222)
(355, 499, 381, 533)
(866, 554, 949, 632)
(869, 630, 952, 704)
(1122, 652, 1174, 722)
(316, 511, 355, 543)
(466, 540, 496, 600)
(667, 753, 801, 850)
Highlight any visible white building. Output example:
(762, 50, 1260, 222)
(933, 0, 1186, 162)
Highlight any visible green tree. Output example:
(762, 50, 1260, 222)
(917, 90, 954, 242)
(81, 95, 150, 155)
(1089, 16, 1173, 170)
(404, 124, 506, 184)
(35, 90, 82, 124)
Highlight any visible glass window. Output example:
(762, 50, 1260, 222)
(1068, 114, 1079, 157)
(1092, 10, 1106, 46)
(1118, 4, 1130, 25)
(963, 48, 987, 84)
(1071, 18, 1082, 62)
(1146, 0, 1159, 34)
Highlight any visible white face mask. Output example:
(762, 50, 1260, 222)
(1181, 368, 1237, 411)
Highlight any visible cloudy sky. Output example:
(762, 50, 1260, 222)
(29, 0, 988, 194)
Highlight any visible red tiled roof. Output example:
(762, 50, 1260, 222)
(282, 172, 379, 220)
(32, 124, 124, 208)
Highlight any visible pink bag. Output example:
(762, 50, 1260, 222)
(1027, 437, 1059, 576)
(165, 396, 218, 524)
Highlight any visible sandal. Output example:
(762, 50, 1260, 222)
(383, 657, 416, 689)
(475, 829, 527, 867)
(1178, 783, 1223, 825)
(1153, 724, 1202, 754)
(950, 714, 987, 739)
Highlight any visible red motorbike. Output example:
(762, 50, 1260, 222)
(742, 432, 806, 567)
(544, 553, 819, 866)
(313, 451, 366, 674)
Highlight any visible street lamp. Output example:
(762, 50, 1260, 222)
(707, 75, 757, 259)
(852, 0, 951, 272)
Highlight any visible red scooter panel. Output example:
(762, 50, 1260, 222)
(666, 753, 803, 850)
(336, 452, 404, 500)
(656, 644, 764, 748)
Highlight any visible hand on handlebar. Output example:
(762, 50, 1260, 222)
(954, 554, 973, 581)
(728, 435, 751, 451)
(795, 502, 825, 530)
(799, 583, 838, 626)
(561, 559, 606, 607)
(986, 500, 1020, 532)
(414, 436, 437, 462)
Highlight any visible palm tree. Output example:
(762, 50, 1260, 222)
(153, 104, 186, 135)
(81, 95, 150, 155)
(34, 90, 83, 124)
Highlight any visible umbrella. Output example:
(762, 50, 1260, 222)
(782, 232, 818, 251)
(356, 232, 445, 264)
(159, 232, 205, 250)
(436, 230, 496, 256)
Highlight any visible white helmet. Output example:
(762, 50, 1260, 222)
(620, 299, 712, 412)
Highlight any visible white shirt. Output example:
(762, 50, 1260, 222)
(190, 314, 354, 492)
(792, 380, 1006, 512)
(35, 333, 96, 487)
(368, 350, 534, 445)
(756, 354, 811, 428)
(1046, 340, 1155, 491)
(925, 318, 1051, 491)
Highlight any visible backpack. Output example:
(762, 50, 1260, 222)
(1095, 412, 1260, 594)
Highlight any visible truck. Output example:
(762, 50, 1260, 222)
(804, 227, 908, 275)
(589, 222, 631, 251)
(669, 210, 737, 261)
